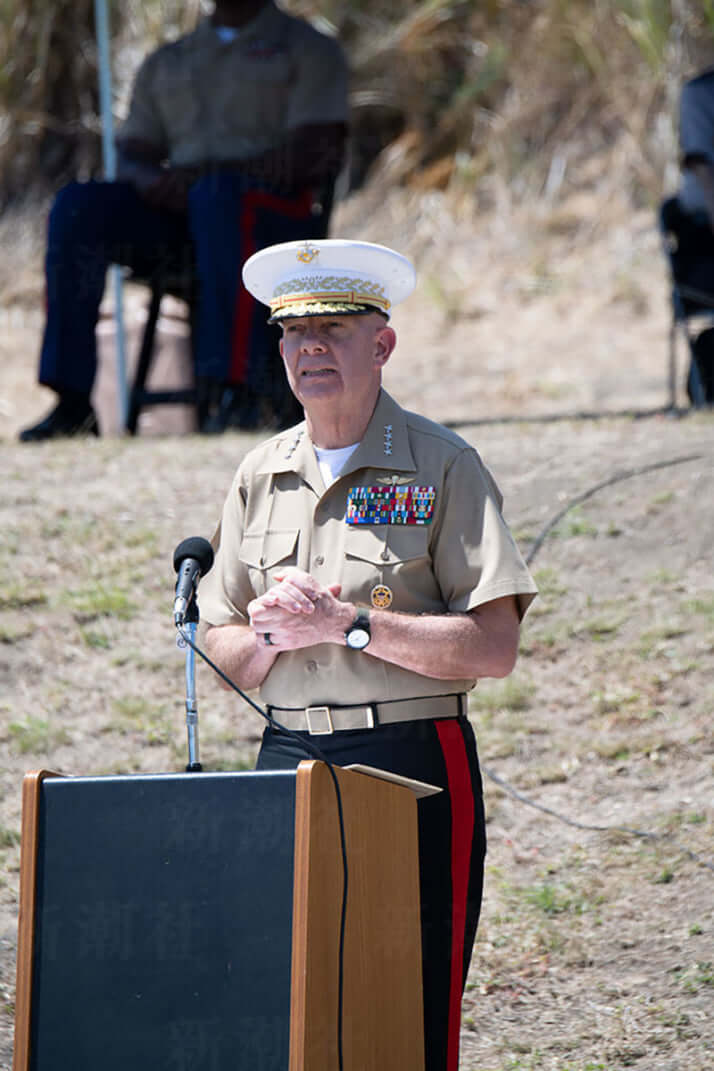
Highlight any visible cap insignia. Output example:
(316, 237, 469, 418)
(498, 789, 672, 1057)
(296, 245, 319, 264)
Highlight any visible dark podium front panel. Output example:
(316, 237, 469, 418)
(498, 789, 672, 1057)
(27, 771, 296, 1071)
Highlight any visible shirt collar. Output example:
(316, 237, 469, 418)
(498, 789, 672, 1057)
(257, 422, 322, 493)
(256, 390, 416, 484)
(338, 389, 416, 477)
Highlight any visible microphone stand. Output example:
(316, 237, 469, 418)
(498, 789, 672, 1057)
(180, 596, 202, 772)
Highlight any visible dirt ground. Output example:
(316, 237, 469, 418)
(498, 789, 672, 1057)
(0, 185, 712, 1070)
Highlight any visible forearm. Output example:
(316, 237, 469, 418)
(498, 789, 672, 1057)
(116, 140, 165, 186)
(365, 600, 519, 681)
(116, 152, 160, 187)
(203, 622, 278, 691)
(218, 123, 346, 190)
(116, 141, 198, 211)
(248, 572, 520, 683)
(222, 568, 520, 692)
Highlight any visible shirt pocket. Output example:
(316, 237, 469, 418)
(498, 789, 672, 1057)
(238, 528, 299, 596)
(343, 526, 441, 611)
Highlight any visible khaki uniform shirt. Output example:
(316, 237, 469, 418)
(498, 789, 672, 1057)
(199, 390, 538, 712)
(119, 3, 348, 168)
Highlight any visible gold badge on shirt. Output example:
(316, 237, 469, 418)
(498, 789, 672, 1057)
(371, 584, 393, 609)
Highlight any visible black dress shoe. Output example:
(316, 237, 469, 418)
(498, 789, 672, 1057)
(19, 399, 100, 442)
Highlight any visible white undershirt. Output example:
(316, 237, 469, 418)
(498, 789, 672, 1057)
(313, 443, 360, 488)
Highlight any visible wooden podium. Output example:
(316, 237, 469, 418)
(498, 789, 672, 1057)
(14, 761, 425, 1071)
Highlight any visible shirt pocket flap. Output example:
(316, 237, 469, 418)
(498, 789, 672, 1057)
(345, 526, 429, 566)
(238, 529, 299, 569)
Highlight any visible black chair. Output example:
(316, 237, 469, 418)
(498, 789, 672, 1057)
(125, 181, 336, 435)
(659, 195, 714, 407)
(126, 265, 199, 435)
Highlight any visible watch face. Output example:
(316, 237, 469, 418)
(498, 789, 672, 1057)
(346, 627, 370, 650)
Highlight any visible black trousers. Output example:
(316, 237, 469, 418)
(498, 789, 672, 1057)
(256, 714, 486, 1071)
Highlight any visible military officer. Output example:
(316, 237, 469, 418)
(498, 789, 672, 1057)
(198, 238, 538, 1071)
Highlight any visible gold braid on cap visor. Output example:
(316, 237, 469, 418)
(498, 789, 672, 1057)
(268, 275, 392, 317)
(268, 301, 383, 323)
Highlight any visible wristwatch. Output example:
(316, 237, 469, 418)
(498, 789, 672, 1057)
(345, 608, 371, 650)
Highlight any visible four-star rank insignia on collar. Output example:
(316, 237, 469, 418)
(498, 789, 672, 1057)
(346, 485, 436, 525)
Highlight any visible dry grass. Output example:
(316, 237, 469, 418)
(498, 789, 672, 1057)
(1, 408, 712, 1071)
(1, 3, 714, 1067)
(1, 169, 714, 1068)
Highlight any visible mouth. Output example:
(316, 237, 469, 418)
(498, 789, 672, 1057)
(300, 367, 337, 378)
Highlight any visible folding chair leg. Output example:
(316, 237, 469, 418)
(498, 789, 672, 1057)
(126, 285, 164, 435)
(687, 351, 707, 407)
(668, 315, 678, 410)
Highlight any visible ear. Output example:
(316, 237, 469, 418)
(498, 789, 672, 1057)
(279, 337, 285, 359)
(374, 325, 397, 368)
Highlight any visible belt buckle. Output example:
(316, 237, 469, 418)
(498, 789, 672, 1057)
(305, 706, 334, 735)
(360, 705, 376, 730)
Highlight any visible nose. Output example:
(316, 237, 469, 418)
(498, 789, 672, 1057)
(299, 327, 327, 352)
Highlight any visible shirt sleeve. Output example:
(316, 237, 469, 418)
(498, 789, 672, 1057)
(285, 30, 349, 130)
(197, 471, 254, 627)
(430, 448, 538, 620)
(117, 52, 169, 154)
(680, 77, 714, 166)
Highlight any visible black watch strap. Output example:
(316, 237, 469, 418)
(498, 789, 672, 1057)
(345, 608, 371, 649)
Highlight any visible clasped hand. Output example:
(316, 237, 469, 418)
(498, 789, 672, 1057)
(247, 568, 347, 651)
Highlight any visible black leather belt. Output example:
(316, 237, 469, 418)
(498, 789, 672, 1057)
(267, 694, 466, 735)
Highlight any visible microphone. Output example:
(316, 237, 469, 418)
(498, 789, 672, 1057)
(173, 537, 214, 625)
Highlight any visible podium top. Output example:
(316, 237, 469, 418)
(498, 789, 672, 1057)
(344, 764, 442, 799)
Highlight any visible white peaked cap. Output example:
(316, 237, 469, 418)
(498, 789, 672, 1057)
(242, 238, 417, 321)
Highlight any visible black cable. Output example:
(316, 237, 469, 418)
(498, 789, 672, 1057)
(483, 764, 714, 872)
(488, 451, 712, 873)
(177, 624, 349, 1071)
(443, 403, 678, 429)
(525, 452, 703, 565)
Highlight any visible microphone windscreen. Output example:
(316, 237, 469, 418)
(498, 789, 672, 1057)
(173, 536, 215, 577)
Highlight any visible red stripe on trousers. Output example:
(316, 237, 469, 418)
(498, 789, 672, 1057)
(229, 188, 314, 383)
(435, 719, 476, 1071)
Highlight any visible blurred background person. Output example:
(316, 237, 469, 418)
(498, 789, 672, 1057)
(661, 67, 714, 403)
(19, 0, 348, 441)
